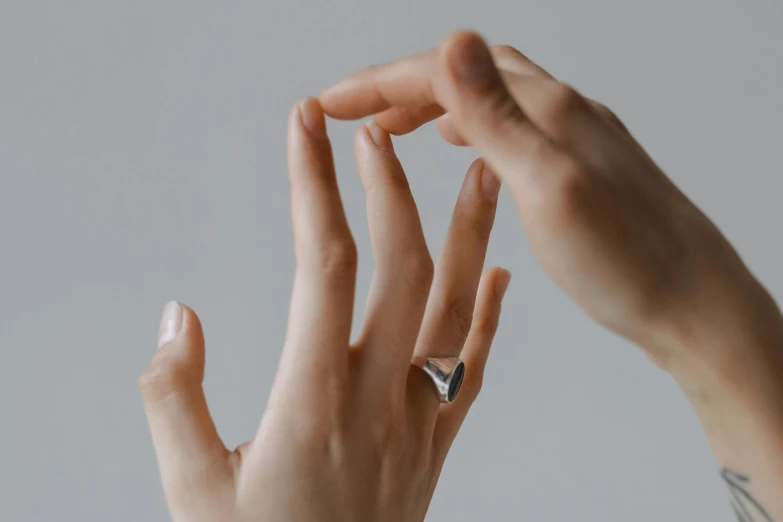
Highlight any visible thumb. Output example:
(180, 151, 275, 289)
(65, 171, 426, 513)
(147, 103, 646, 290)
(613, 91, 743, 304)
(433, 31, 550, 190)
(139, 302, 230, 505)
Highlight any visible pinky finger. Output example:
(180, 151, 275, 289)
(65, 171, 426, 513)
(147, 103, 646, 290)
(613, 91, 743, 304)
(431, 268, 511, 460)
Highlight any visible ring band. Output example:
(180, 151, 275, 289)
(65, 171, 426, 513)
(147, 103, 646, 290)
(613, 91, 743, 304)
(412, 356, 465, 404)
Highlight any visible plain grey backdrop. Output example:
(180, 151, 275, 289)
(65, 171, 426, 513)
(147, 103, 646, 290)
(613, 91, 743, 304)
(2, 1, 782, 520)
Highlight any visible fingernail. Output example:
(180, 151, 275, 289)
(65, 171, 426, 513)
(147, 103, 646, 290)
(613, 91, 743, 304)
(158, 301, 182, 349)
(365, 121, 394, 151)
(496, 270, 512, 299)
(299, 97, 326, 138)
(480, 162, 501, 202)
(448, 33, 496, 84)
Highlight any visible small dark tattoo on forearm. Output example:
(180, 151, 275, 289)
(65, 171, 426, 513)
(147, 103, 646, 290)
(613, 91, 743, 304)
(721, 468, 773, 522)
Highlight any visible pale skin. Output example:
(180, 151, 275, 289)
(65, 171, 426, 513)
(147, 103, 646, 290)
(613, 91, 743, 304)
(319, 30, 783, 520)
(141, 30, 783, 521)
(140, 96, 510, 521)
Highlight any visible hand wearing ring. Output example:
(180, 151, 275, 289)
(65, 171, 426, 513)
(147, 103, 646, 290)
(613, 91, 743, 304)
(140, 98, 511, 522)
(413, 356, 466, 403)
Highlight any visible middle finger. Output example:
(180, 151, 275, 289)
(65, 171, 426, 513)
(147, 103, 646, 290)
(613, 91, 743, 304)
(355, 123, 434, 395)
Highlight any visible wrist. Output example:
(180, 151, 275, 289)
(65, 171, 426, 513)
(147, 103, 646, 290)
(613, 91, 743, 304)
(662, 280, 783, 406)
(660, 283, 783, 522)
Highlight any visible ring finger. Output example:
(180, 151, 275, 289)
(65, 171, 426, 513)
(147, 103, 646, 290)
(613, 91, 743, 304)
(407, 159, 500, 413)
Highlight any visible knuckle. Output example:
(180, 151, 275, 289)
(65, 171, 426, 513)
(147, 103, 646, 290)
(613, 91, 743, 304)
(538, 82, 585, 129)
(401, 251, 434, 290)
(138, 354, 194, 402)
(528, 133, 565, 165)
(547, 163, 591, 225)
(316, 238, 358, 281)
(281, 394, 344, 448)
(525, 146, 591, 227)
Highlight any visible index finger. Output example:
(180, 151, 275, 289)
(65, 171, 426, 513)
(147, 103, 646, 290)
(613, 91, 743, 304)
(319, 44, 549, 123)
(323, 31, 558, 196)
(319, 49, 440, 119)
(278, 97, 357, 384)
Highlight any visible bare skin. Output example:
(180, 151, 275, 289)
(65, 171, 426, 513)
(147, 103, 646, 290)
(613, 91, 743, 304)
(320, 30, 783, 521)
(140, 98, 510, 521)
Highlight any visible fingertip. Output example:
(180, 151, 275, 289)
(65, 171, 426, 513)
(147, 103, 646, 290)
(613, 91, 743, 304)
(288, 100, 301, 124)
(365, 121, 394, 151)
(140, 303, 227, 496)
(490, 44, 529, 64)
(319, 74, 389, 120)
(153, 302, 205, 363)
(157, 300, 182, 350)
(288, 100, 306, 138)
(157, 302, 204, 348)
(354, 121, 386, 155)
(373, 108, 406, 135)
(179, 303, 205, 347)
(354, 122, 397, 191)
(477, 267, 512, 307)
(319, 76, 355, 109)
(375, 104, 447, 136)
(298, 97, 327, 138)
(436, 114, 469, 146)
(317, 85, 338, 110)
(142, 303, 205, 400)
(459, 158, 492, 201)
(494, 268, 512, 299)
(439, 30, 497, 86)
(288, 98, 339, 191)
(439, 29, 489, 53)
(466, 157, 484, 177)
(479, 162, 501, 203)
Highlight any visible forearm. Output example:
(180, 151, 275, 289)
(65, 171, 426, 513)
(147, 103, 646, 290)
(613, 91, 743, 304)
(669, 286, 783, 521)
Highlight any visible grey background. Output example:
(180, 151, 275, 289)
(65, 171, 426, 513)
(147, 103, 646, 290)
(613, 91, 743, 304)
(2, 1, 782, 521)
